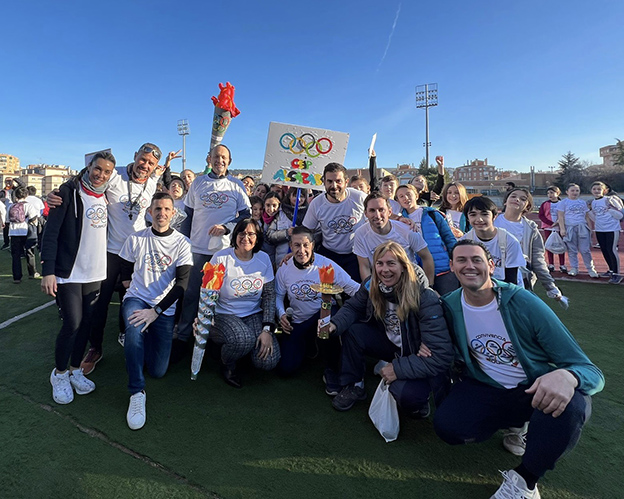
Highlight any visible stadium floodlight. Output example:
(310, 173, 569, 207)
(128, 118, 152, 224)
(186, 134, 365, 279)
(415, 83, 438, 168)
(177, 119, 190, 170)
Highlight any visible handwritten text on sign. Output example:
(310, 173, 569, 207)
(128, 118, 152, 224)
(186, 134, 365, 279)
(261, 122, 349, 190)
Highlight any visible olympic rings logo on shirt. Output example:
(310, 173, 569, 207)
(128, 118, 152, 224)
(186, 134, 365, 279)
(327, 215, 357, 234)
(279, 133, 333, 158)
(290, 282, 318, 301)
(230, 277, 263, 297)
(144, 252, 173, 272)
(200, 192, 230, 207)
(470, 338, 517, 366)
(86, 205, 107, 223)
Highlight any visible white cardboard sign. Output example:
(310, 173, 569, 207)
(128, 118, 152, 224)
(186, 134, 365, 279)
(261, 122, 349, 190)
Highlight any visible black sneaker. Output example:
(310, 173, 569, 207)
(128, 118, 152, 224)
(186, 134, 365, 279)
(332, 385, 367, 411)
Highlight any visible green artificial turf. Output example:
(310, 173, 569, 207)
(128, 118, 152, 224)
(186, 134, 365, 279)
(1, 248, 622, 498)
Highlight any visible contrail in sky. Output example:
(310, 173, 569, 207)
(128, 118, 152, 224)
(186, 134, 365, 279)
(376, 3, 402, 73)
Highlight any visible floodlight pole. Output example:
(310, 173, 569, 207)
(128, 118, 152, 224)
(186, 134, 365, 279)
(415, 83, 438, 168)
(177, 119, 190, 170)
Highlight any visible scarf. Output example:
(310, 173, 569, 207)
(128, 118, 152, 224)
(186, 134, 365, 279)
(80, 170, 108, 195)
(262, 211, 276, 226)
(378, 282, 398, 303)
(293, 253, 315, 270)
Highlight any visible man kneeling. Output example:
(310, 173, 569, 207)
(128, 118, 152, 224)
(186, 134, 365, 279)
(119, 193, 192, 430)
(435, 240, 604, 498)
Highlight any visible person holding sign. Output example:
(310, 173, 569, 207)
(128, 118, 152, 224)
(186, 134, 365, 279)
(303, 163, 367, 282)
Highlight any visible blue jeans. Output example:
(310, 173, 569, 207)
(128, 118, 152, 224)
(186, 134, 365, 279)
(433, 376, 592, 478)
(123, 297, 175, 394)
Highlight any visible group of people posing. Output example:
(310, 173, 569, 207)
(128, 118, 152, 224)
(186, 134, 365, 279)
(39, 142, 607, 499)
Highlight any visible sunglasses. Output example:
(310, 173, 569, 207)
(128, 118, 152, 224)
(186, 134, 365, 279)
(138, 145, 161, 160)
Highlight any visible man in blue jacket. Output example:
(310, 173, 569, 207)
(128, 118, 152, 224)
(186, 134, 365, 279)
(435, 239, 604, 499)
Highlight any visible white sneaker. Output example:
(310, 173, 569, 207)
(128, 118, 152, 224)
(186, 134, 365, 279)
(127, 391, 146, 430)
(502, 422, 528, 456)
(50, 369, 74, 404)
(373, 360, 389, 376)
(491, 470, 540, 499)
(567, 268, 578, 276)
(588, 269, 599, 278)
(69, 368, 96, 395)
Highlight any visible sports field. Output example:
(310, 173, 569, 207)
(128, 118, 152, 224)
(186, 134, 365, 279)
(1, 248, 622, 499)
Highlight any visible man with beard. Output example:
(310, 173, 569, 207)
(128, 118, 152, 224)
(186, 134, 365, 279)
(48, 143, 166, 374)
(303, 163, 367, 282)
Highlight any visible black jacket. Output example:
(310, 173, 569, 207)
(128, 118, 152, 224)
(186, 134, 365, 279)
(331, 276, 453, 380)
(41, 177, 89, 278)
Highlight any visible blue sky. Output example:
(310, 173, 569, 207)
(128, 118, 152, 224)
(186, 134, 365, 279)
(1, 0, 622, 174)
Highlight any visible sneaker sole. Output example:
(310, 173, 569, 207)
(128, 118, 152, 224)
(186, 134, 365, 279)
(332, 392, 367, 412)
(71, 382, 95, 396)
(322, 375, 340, 397)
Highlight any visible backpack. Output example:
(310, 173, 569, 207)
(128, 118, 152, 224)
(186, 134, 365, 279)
(8, 202, 26, 223)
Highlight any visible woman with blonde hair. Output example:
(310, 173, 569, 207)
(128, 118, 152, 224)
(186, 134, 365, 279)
(326, 242, 453, 419)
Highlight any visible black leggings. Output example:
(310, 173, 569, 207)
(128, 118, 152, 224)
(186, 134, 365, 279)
(55, 281, 101, 371)
(596, 231, 620, 274)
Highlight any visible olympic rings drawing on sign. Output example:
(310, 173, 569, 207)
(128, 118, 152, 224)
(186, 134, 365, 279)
(279, 133, 333, 157)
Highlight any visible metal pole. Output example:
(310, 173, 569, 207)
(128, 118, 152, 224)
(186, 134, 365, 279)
(425, 84, 430, 168)
(182, 134, 187, 170)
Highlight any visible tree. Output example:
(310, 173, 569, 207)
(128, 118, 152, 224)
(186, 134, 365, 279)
(556, 151, 586, 189)
(614, 139, 624, 168)
(417, 158, 451, 187)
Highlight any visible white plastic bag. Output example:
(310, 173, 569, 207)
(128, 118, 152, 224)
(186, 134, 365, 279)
(544, 231, 566, 254)
(368, 380, 399, 442)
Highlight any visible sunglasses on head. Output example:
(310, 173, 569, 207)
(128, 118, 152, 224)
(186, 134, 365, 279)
(138, 145, 161, 160)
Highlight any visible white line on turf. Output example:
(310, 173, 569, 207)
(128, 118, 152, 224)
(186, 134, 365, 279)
(0, 300, 56, 330)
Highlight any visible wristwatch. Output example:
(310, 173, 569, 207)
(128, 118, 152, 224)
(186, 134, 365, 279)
(154, 305, 163, 315)
(262, 325, 272, 333)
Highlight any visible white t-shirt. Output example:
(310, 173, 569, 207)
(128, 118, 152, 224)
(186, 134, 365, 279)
(120, 228, 193, 316)
(405, 208, 424, 233)
(445, 209, 462, 230)
(462, 229, 525, 286)
(57, 188, 108, 284)
(8, 200, 39, 236)
(388, 199, 402, 217)
(461, 293, 527, 389)
(303, 188, 366, 254)
(25, 195, 45, 215)
(556, 198, 588, 226)
(591, 197, 623, 232)
(275, 253, 359, 323)
(383, 301, 402, 348)
(494, 216, 525, 247)
(210, 248, 274, 317)
(0, 200, 5, 224)
(185, 175, 250, 255)
(105, 167, 160, 255)
(353, 221, 427, 266)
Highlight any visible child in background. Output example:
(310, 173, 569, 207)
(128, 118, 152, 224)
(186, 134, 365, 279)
(461, 196, 526, 286)
(253, 183, 269, 199)
(539, 186, 566, 272)
(589, 181, 623, 284)
(249, 196, 264, 222)
(557, 184, 598, 277)
(380, 174, 402, 216)
(260, 192, 281, 266)
(266, 187, 309, 265)
(439, 182, 470, 237)
(349, 175, 370, 194)
(495, 188, 565, 303)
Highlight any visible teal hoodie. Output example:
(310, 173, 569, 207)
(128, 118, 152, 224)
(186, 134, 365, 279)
(441, 279, 604, 396)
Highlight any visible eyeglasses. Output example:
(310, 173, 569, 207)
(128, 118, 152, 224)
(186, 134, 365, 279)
(238, 232, 257, 239)
(137, 144, 162, 160)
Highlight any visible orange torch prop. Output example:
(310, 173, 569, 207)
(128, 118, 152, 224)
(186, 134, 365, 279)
(311, 265, 343, 340)
(191, 262, 226, 380)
